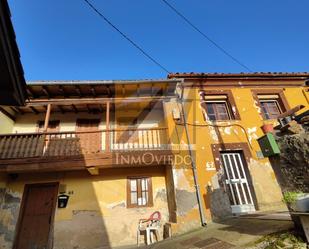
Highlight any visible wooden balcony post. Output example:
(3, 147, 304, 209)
(106, 101, 110, 151)
(43, 104, 52, 132)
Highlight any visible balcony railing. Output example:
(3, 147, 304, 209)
(0, 127, 169, 159)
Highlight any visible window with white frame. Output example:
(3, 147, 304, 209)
(127, 177, 153, 208)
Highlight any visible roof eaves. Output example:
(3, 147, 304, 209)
(26, 79, 181, 86)
(168, 72, 309, 79)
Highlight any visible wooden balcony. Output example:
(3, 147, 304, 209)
(0, 127, 172, 173)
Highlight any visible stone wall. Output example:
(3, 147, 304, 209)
(272, 126, 309, 192)
(0, 187, 22, 249)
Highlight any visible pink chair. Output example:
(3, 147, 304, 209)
(137, 211, 161, 246)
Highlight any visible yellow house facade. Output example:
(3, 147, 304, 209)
(0, 73, 308, 249)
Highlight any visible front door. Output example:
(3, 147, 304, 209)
(76, 119, 101, 154)
(220, 152, 255, 214)
(14, 183, 59, 249)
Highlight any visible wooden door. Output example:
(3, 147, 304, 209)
(37, 121, 60, 156)
(115, 117, 139, 150)
(14, 183, 59, 249)
(76, 119, 101, 154)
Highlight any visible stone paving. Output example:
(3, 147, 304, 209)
(116, 213, 294, 249)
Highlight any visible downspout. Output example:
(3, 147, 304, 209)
(176, 80, 207, 226)
(303, 80, 309, 104)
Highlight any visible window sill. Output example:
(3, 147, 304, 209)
(127, 205, 153, 209)
(205, 119, 240, 124)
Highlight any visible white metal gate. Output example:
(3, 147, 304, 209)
(221, 152, 255, 214)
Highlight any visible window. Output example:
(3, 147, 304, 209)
(37, 120, 60, 132)
(259, 99, 282, 119)
(200, 90, 240, 121)
(252, 90, 290, 120)
(205, 101, 231, 121)
(257, 94, 284, 120)
(127, 177, 153, 208)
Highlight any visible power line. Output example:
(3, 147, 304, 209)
(82, 0, 170, 74)
(161, 0, 252, 72)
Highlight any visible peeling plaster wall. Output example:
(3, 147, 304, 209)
(175, 189, 198, 216)
(163, 100, 201, 233)
(0, 167, 170, 248)
(207, 174, 232, 220)
(172, 169, 200, 233)
(248, 159, 286, 210)
(54, 168, 169, 248)
(0, 174, 22, 249)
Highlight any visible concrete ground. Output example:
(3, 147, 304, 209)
(116, 212, 294, 249)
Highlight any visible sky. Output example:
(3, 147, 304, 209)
(8, 0, 309, 80)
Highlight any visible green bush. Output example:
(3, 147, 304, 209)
(282, 191, 303, 205)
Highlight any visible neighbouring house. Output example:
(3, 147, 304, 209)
(0, 0, 27, 106)
(0, 73, 308, 249)
(0, 0, 27, 140)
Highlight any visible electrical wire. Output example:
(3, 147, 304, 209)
(179, 122, 254, 150)
(161, 0, 252, 72)
(82, 0, 170, 74)
(174, 101, 254, 149)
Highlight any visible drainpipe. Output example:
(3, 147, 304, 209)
(303, 80, 309, 104)
(176, 80, 207, 226)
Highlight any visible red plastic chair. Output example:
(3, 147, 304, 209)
(137, 211, 161, 246)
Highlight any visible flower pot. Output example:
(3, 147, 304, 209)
(294, 195, 309, 212)
(261, 124, 274, 134)
(287, 194, 309, 212)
